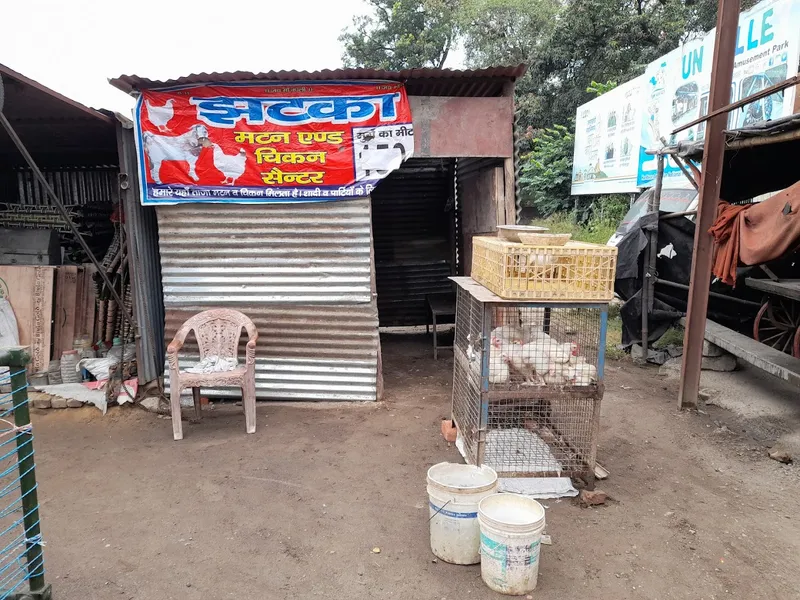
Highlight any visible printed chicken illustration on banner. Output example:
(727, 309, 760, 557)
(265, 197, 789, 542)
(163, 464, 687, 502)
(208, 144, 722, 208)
(134, 82, 414, 204)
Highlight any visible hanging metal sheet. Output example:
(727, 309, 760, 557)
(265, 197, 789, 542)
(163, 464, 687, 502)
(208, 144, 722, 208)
(118, 124, 164, 384)
(157, 199, 378, 401)
(15, 168, 118, 206)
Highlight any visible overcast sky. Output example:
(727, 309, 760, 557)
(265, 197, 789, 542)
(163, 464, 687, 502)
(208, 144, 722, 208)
(1, 0, 466, 116)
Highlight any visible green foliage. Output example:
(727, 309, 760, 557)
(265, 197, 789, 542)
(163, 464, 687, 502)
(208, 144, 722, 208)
(587, 80, 618, 96)
(457, 0, 560, 136)
(528, 212, 618, 246)
(338, 0, 763, 223)
(653, 325, 686, 349)
(339, 0, 458, 69)
(519, 123, 575, 216)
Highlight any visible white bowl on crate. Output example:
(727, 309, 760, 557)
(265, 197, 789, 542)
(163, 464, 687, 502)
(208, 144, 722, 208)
(496, 225, 549, 242)
(518, 232, 572, 246)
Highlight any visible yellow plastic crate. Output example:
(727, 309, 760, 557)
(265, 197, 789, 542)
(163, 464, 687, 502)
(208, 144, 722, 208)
(471, 236, 618, 301)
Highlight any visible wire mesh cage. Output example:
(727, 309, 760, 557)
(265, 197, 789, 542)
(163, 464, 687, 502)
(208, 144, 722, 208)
(0, 350, 50, 600)
(451, 278, 607, 483)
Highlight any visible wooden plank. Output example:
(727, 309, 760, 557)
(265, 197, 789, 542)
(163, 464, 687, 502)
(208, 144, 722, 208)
(681, 317, 800, 387)
(0, 266, 55, 373)
(503, 157, 516, 226)
(76, 264, 97, 342)
(745, 278, 800, 302)
(53, 266, 79, 356)
(450, 276, 608, 308)
(493, 166, 506, 229)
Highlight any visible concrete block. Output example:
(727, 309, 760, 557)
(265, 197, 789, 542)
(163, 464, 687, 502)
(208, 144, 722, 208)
(50, 397, 67, 409)
(667, 345, 684, 358)
(32, 398, 51, 409)
(140, 396, 168, 413)
(659, 354, 736, 376)
(66, 399, 83, 408)
(701, 354, 737, 372)
(702, 341, 724, 357)
(658, 357, 682, 378)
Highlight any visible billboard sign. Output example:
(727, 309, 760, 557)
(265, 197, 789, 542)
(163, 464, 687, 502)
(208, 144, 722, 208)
(637, 0, 800, 187)
(571, 76, 645, 195)
(134, 82, 414, 204)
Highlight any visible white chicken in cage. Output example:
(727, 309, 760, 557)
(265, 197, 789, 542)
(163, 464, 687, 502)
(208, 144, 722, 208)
(501, 342, 537, 383)
(543, 362, 570, 386)
(489, 355, 510, 384)
(550, 341, 579, 364)
(520, 340, 550, 383)
(566, 354, 598, 385)
(490, 325, 524, 346)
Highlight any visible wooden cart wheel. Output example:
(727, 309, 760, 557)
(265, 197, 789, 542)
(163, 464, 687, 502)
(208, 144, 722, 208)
(754, 297, 800, 355)
(793, 327, 800, 359)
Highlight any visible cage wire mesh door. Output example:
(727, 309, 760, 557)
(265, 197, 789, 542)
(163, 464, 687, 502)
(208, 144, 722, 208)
(0, 350, 50, 600)
(451, 278, 607, 484)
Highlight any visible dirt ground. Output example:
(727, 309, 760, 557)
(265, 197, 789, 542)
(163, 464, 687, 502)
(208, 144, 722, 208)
(30, 332, 800, 600)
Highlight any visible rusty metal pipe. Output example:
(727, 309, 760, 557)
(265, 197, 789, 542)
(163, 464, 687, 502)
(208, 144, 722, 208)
(679, 0, 741, 410)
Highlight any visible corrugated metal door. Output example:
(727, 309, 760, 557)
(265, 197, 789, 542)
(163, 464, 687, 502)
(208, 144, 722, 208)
(157, 199, 378, 401)
(371, 159, 455, 326)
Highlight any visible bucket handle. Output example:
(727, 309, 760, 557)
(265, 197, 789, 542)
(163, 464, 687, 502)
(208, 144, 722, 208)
(428, 500, 452, 522)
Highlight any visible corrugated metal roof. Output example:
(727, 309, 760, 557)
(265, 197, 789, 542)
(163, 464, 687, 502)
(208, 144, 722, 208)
(0, 63, 118, 167)
(663, 112, 800, 203)
(108, 65, 527, 98)
(157, 199, 379, 401)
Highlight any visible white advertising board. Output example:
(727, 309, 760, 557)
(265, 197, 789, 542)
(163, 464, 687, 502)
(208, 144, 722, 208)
(571, 76, 645, 195)
(637, 0, 800, 188)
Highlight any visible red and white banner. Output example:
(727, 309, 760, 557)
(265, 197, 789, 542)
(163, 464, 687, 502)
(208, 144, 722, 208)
(134, 82, 414, 204)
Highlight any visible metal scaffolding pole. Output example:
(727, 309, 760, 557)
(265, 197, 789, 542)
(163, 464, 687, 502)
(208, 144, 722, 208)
(640, 154, 664, 360)
(678, 0, 741, 409)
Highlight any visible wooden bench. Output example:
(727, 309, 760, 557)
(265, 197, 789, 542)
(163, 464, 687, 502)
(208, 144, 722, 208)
(680, 317, 800, 387)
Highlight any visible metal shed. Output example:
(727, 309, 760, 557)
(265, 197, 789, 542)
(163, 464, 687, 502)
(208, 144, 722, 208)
(110, 66, 524, 401)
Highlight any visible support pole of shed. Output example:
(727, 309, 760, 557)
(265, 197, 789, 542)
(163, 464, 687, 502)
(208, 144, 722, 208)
(641, 154, 663, 361)
(678, 0, 740, 409)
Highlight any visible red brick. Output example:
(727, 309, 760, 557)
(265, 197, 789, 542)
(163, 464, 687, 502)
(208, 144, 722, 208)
(441, 419, 457, 443)
(579, 489, 607, 507)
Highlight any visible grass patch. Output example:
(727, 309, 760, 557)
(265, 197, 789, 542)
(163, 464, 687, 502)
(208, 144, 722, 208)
(526, 212, 627, 359)
(605, 314, 626, 360)
(528, 213, 617, 245)
(653, 325, 685, 349)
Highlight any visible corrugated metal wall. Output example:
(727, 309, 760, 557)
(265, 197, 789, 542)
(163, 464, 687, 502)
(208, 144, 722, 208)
(157, 200, 379, 401)
(371, 158, 455, 326)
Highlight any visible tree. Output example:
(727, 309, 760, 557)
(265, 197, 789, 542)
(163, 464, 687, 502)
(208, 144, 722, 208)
(586, 80, 618, 97)
(460, 0, 759, 130)
(340, 0, 458, 70)
(457, 0, 559, 138)
(518, 123, 575, 216)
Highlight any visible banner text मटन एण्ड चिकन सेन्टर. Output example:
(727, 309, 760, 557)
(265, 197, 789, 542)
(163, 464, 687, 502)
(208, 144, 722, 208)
(134, 82, 414, 204)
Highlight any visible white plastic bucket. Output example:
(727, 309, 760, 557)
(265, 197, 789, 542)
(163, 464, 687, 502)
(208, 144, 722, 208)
(478, 493, 546, 595)
(427, 462, 498, 565)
